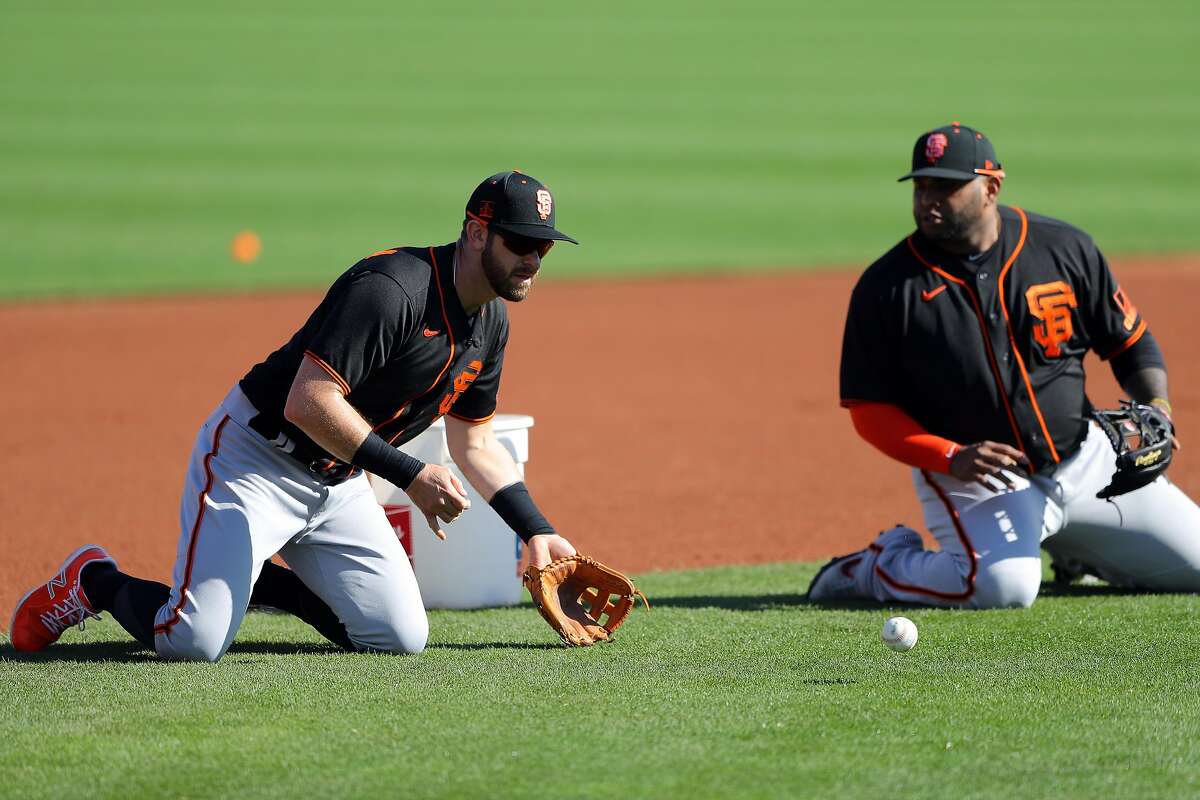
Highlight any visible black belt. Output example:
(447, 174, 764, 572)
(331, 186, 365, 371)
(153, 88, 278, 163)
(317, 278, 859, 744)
(247, 413, 359, 486)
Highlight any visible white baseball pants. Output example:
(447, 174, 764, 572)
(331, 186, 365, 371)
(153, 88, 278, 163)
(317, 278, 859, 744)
(855, 423, 1200, 608)
(153, 386, 427, 661)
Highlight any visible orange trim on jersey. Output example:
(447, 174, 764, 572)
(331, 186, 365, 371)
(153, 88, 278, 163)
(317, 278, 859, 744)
(380, 247, 457, 447)
(995, 207, 1059, 463)
(154, 415, 231, 637)
(873, 471, 978, 601)
(303, 350, 351, 396)
(1102, 319, 1148, 361)
(366, 248, 398, 259)
(423, 247, 456, 391)
(447, 410, 496, 424)
(372, 401, 412, 434)
(906, 237, 1029, 458)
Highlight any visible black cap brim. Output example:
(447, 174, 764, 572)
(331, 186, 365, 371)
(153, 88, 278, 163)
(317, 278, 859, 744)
(898, 167, 980, 182)
(492, 221, 579, 245)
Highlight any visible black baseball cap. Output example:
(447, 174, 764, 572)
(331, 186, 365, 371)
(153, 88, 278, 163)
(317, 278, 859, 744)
(898, 122, 1006, 182)
(465, 170, 579, 244)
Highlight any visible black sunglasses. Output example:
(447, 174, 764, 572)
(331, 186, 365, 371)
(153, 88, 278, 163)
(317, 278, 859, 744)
(496, 230, 555, 258)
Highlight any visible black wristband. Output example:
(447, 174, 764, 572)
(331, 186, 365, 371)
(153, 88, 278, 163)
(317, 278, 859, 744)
(489, 482, 554, 544)
(352, 432, 425, 489)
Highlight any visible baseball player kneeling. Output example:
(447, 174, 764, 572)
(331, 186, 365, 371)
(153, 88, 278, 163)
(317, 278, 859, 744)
(809, 124, 1200, 608)
(11, 171, 603, 659)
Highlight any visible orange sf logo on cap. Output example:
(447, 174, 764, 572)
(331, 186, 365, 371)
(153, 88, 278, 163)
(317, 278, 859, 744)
(925, 133, 948, 164)
(536, 189, 553, 220)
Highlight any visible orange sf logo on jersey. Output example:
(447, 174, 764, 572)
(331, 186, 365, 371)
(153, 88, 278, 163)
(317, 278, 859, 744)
(438, 360, 484, 416)
(1025, 281, 1078, 358)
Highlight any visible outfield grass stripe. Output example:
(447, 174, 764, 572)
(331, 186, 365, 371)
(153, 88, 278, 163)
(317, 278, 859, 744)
(2, 0, 1197, 299)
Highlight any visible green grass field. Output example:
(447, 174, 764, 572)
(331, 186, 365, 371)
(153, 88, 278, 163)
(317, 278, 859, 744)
(2, 1, 1199, 299)
(3, 562, 1198, 799)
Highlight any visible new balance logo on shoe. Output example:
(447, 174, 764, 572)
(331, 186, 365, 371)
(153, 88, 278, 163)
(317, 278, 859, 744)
(46, 571, 67, 598)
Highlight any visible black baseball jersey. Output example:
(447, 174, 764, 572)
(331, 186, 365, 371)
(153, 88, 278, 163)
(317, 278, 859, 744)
(240, 243, 508, 477)
(840, 205, 1147, 471)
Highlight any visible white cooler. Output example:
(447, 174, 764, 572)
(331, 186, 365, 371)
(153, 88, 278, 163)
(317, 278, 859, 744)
(369, 414, 533, 609)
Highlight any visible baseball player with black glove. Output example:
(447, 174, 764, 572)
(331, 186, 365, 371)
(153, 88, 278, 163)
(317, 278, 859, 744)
(810, 124, 1200, 608)
(10, 171, 641, 657)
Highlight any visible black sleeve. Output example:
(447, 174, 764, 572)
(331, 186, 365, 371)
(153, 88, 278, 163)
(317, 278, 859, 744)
(839, 276, 898, 405)
(1110, 329, 1166, 385)
(447, 314, 509, 422)
(1078, 240, 1147, 360)
(306, 271, 417, 392)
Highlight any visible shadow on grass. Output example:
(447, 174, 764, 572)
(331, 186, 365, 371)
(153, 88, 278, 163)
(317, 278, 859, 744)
(1035, 581, 1151, 598)
(651, 580, 1153, 613)
(0, 638, 353, 664)
(427, 642, 562, 651)
(1, 640, 156, 663)
(652, 593, 827, 611)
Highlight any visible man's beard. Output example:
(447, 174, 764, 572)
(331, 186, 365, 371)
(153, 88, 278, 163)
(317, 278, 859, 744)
(919, 193, 984, 246)
(482, 239, 533, 301)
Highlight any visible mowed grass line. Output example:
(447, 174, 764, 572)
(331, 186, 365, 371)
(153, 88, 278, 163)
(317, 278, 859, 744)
(2, 1, 1198, 299)
(2, 563, 1198, 799)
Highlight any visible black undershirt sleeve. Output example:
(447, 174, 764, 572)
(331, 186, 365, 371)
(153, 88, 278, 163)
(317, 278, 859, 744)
(1109, 328, 1166, 385)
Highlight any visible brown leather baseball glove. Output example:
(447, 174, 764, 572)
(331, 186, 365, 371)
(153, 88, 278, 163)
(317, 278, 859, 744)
(523, 555, 649, 646)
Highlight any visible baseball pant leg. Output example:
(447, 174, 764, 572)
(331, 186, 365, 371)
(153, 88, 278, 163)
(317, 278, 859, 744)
(1045, 424, 1200, 590)
(279, 475, 428, 655)
(862, 468, 1063, 608)
(154, 391, 315, 662)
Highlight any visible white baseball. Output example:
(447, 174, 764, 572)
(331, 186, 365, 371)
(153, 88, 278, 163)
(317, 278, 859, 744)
(881, 616, 918, 652)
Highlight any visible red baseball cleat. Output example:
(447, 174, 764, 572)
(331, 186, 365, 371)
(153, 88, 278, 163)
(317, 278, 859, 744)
(8, 545, 116, 652)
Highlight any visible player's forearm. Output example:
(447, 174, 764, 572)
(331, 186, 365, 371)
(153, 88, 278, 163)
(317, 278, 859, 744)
(848, 402, 963, 474)
(1111, 329, 1167, 407)
(284, 382, 371, 462)
(453, 435, 523, 501)
(446, 419, 554, 541)
(1119, 366, 1170, 408)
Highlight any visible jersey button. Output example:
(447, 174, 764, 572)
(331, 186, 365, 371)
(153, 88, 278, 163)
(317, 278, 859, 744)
(989, 312, 999, 322)
(978, 271, 990, 280)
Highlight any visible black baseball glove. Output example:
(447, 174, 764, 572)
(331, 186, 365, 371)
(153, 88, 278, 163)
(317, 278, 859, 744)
(1091, 401, 1175, 499)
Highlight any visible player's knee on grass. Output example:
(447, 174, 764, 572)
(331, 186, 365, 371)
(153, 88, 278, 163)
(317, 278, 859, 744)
(158, 629, 233, 663)
(349, 610, 429, 655)
(972, 557, 1042, 609)
(155, 613, 239, 663)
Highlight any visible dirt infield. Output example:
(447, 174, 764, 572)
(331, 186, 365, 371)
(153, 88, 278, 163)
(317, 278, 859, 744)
(3, 257, 1198, 621)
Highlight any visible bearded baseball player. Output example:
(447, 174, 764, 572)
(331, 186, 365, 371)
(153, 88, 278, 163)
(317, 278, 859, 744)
(809, 124, 1200, 608)
(11, 171, 584, 659)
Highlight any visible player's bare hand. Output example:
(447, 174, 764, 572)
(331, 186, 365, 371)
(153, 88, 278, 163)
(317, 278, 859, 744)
(527, 533, 577, 570)
(407, 464, 471, 540)
(950, 441, 1031, 491)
